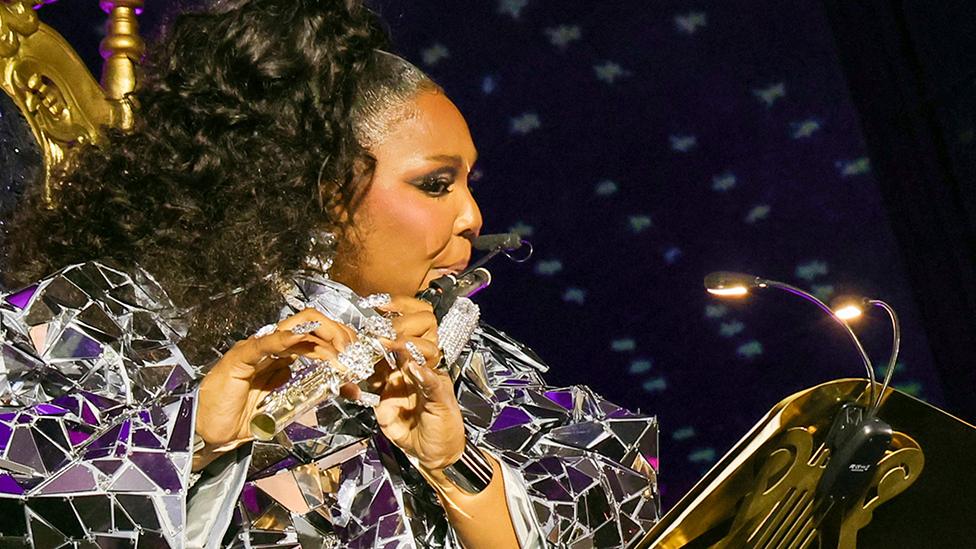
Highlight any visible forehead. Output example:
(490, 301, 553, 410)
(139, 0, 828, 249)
(369, 91, 478, 168)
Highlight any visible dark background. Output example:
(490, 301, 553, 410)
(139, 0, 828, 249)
(24, 0, 976, 509)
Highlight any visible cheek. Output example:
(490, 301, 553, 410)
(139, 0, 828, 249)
(366, 186, 453, 258)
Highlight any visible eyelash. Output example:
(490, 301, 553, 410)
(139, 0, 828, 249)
(418, 175, 455, 196)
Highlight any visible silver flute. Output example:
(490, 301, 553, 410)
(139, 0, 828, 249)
(249, 334, 392, 441)
(248, 267, 490, 441)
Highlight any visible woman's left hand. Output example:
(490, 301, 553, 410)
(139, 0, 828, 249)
(368, 296, 466, 472)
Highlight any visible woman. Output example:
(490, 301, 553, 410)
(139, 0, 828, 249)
(0, 0, 659, 547)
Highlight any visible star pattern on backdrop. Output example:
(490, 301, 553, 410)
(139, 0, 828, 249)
(10, 0, 948, 510)
(380, 0, 944, 506)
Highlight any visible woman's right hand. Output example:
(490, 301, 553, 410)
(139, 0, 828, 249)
(194, 308, 357, 467)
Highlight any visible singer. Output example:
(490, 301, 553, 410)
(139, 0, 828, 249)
(0, 0, 659, 547)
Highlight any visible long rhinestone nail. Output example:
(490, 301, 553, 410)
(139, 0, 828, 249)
(405, 341, 427, 366)
(363, 315, 396, 339)
(358, 293, 392, 309)
(291, 321, 321, 335)
(355, 391, 381, 407)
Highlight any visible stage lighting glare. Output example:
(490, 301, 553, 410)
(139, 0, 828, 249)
(831, 295, 869, 322)
(707, 286, 749, 297)
(834, 304, 864, 321)
(704, 271, 766, 299)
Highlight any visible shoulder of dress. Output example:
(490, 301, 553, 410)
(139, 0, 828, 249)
(0, 260, 197, 404)
(460, 324, 659, 464)
(3, 260, 182, 317)
(470, 322, 550, 374)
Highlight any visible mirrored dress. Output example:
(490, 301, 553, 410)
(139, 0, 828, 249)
(0, 261, 660, 548)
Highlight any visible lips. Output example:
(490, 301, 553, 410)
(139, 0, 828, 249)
(433, 259, 469, 275)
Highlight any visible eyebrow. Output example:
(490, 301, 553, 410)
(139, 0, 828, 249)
(426, 153, 479, 167)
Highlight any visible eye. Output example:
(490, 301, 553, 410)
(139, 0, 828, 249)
(416, 173, 456, 196)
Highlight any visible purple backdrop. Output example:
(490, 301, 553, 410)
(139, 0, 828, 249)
(30, 0, 946, 509)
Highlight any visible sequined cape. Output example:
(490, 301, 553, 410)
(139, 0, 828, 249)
(0, 262, 660, 547)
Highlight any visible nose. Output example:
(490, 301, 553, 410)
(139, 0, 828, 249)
(455, 185, 483, 241)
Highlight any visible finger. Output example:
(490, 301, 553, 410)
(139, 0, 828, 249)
(252, 330, 319, 358)
(373, 371, 416, 427)
(275, 307, 334, 329)
(278, 309, 357, 349)
(251, 361, 293, 393)
(227, 331, 312, 373)
(303, 344, 347, 375)
(389, 337, 441, 368)
(406, 361, 454, 403)
(339, 382, 361, 401)
(391, 310, 439, 341)
(364, 357, 396, 392)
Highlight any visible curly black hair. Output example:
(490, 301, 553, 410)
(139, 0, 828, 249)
(3, 0, 393, 358)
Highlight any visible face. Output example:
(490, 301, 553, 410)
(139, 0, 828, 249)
(330, 90, 482, 297)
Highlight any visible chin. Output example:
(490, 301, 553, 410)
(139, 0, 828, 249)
(418, 273, 437, 292)
(419, 270, 448, 292)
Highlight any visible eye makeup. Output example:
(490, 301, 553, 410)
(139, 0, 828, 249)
(411, 166, 458, 196)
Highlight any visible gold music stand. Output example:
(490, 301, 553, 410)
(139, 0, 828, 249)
(0, 0, 144, 204)
(637, 379, 976, 548)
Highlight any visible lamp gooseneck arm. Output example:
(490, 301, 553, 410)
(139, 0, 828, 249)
(869, 300, 900, 415)
(763, 280, 878, 406)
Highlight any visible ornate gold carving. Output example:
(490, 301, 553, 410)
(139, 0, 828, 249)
(636, 380, 945, 549)
(100, 0, 144, 128)
(0, 1, 38, 58)
(715, 427, 922, 548)
(718, 428, 828, 547)
(11, 61, 85, 143)
(1, 2, 142, 204)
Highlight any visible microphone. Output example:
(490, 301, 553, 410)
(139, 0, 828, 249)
(418, 232, 527, 320)
(472, 232, 524, 251)
(418, 268, 491, 321)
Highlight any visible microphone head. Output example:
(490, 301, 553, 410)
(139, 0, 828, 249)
(472, 233, 523, 251)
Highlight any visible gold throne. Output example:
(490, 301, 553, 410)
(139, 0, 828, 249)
(0, 0, 144, 205)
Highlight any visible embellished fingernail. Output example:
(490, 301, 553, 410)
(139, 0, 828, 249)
(355, 392, 381, 408)
(358, 293, 392, 309)
(363, 315, 397, 340)
(291, 321, 321, 335)
(254, 323, 277, 338)
(405, 341, 426, 367)
(337, 340, 377, 380)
